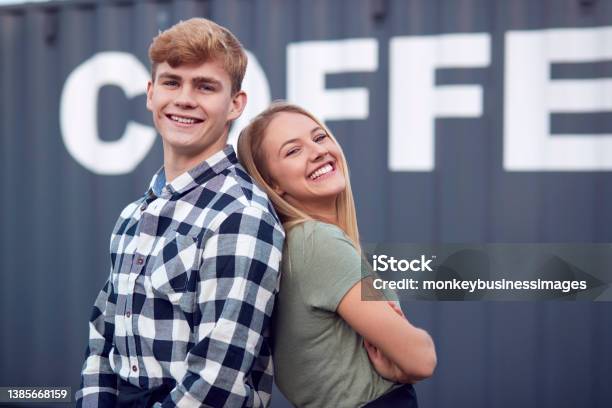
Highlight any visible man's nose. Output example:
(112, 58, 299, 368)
(174, 86, 196, 109)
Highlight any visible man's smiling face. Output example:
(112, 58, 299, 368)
(146, 59, 244, 164)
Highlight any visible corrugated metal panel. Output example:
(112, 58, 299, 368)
(1, 1, 611, 407)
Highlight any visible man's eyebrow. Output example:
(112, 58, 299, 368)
(157, 72, 181, 81)
(192, 76, 223, 86)
(156, 73, 223, 87)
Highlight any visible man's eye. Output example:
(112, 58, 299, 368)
(163, 80, 178, 87)
(198, 84, 215, 91)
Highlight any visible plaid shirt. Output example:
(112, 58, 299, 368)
(76, 146, 285, 407)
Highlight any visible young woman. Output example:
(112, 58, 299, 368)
(237, 102, 436, 407)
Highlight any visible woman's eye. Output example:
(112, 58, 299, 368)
(314, 133, 327, 143)
(286, 148, 299, 157)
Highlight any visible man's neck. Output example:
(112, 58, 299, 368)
(163, 141, 227, 183)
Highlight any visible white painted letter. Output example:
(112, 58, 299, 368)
(60, 52, 155, 175)
(389, 34, 491, 171)
(505, 27, 612, 171)
(287, 39, 378, 122)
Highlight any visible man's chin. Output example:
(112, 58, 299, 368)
(162, 139, 228, 164)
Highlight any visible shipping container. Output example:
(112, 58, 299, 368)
(1, 0, 611, 406)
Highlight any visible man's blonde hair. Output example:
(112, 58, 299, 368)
(237, 101, 361, 249)
(148, 18, 247, 94)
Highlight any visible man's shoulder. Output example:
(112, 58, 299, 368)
(118, 197, 145, 218)
(210, 162, 281, 225)
(108, 196, 145, 233)
(109, 197, 144, 227)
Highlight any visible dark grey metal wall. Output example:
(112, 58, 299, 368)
(1, 0, 611, 407)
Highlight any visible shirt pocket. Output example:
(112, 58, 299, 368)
(150, 232, 200, 302)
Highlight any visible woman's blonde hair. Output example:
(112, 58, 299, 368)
(237, 101, 360, 248)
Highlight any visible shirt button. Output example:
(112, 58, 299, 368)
(132, 365, 138, 372)
(140, 203, 147, 211)
(126, 311, 131, 318)
(136, 257, 144, 265)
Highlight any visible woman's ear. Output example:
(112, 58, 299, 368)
(269, 179, 284, 196)
(273, 185, 285, 196)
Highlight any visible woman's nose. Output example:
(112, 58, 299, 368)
(309, 141, 328, 161)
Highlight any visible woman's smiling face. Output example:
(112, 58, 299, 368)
(260, 112, 346, 214)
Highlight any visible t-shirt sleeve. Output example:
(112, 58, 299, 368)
(291, 222, 369, 312)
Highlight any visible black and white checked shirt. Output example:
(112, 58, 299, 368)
(76, 146, 285, 407)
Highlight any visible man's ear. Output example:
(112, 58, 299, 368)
(228, 90, 247, 121)
(146, 80, 153, 112)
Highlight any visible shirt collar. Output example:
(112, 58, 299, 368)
(146, 145, 238, 199)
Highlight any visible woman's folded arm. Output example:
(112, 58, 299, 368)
(337, 279, 437, 381)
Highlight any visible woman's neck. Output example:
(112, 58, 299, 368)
(303, 201, 339, 226)
(285, 195, 339, 225)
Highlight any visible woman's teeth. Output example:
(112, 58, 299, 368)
(310, 164, 333, 180)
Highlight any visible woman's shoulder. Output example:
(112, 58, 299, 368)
(285, 220, 358, 264)
(286, 219, 347, 239)
(283, 221, 365, 311)
(287, 220, 352, 248)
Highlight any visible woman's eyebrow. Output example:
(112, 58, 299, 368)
(310, 126, 323, 134)
(280, 138, 300, 151)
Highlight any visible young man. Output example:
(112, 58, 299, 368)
(76, 18, 284, 407)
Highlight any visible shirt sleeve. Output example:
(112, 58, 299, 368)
(293, 222, 370, 312)
(75, 275, 119, 407)
(156, 206, 284, 407)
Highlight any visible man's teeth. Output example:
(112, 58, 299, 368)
(310, 164, 333, 180)
(170, 115, 197, 124)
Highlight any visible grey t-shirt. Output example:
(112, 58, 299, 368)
(272, 221, 398, 408)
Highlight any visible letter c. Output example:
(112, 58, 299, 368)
(60, 51, 156, 175)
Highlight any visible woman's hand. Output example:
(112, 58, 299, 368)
(338, 278, 437, 381)
(364, 339, 416, 383)
(364, 302, 416, 384)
